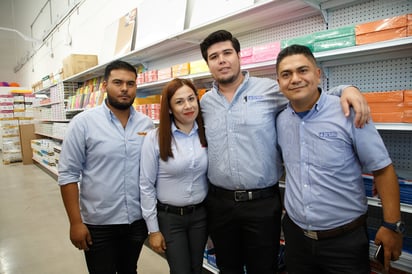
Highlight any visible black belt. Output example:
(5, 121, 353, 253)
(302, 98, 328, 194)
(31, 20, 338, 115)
(209, 184, 278, 202)
(157, 201, 204, 216)
(298, 214, 367, 240)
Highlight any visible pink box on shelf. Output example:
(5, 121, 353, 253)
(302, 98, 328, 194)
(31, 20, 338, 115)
(240, 47, 253, 65)
(252, 41, 281, 63)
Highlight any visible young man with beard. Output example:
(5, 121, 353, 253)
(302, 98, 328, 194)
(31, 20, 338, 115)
(58, 60, 154, 274)
(199, 30, 370, 274)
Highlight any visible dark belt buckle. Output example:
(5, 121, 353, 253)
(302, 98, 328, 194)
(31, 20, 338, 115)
(234, 190, 252, 202)
(303, 230, 319, 240)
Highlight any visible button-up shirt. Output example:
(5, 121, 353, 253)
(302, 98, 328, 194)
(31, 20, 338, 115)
(277, 90, 392, 230)
(58, 102, 154, 225)
(200, 71, 348, 190)
(140, 122, 208, 232)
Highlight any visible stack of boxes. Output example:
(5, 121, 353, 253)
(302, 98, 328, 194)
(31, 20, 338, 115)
(0, 90, 36, 164)
(133, 94, 161, 123)
(31, 138, 60, 172)
(363, 90, 412, 123)
(355, 14, 409, 45)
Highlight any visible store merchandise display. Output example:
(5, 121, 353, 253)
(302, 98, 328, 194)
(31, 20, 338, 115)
(25, 1, 411, 273)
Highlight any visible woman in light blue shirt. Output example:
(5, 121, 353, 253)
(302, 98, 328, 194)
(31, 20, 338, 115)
(140, 78, 208, 274)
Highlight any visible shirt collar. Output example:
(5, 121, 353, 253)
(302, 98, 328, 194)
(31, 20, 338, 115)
(287, 87, 325, 116)
(171, 120, 199, 136)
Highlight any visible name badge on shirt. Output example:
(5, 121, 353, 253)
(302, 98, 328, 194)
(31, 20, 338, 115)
(137, 131, 148, 136)
(244, 95, 265, 102)
(318, 131, 337, 138)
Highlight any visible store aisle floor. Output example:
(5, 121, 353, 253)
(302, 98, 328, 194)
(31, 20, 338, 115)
(0, 159, 169, 274)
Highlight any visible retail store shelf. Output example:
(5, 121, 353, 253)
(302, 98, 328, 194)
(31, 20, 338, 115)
(62, 0, 320, 83)
(375, 123, 412, 131)
(34, 132, 63, 141)
(32, 157, 58, 176)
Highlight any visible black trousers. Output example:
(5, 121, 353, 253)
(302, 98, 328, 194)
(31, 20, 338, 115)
(84, 219, 148, 274)
(206, 184, 282, 274)
(158, 205, 208, 274)
(282, 213, 370, 274)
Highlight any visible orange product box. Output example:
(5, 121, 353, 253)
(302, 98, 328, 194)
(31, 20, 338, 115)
(198, 88, 207, 100)
(252, 41, 281, 63)
(172, 63, 190, 78)
(402, 110, 412, 123)
(355, 15, 408, 35)
(355, 27, 407, 45)
(371, 112, 403, 123)
(369, 102, 405, 113)
(408, 14, 412, 36)
(403, 90, 412, 106)
(362, 90, 404, 103)
(240, 47, 253, 65)
(189, 59, 209, 74)
(157, 67, 172, 81)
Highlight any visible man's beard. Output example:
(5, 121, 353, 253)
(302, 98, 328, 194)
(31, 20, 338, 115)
(106, 93, 134, 110)
(216, 70, 240, 85)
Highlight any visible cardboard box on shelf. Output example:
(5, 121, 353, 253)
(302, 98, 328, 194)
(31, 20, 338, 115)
(172, 63, 190, 78)
(362, 90, 404, 103)
(355, 15, 408, 45)
(355, 27, 407, 45)
(63, 54, 98, 79)
(19, 123, 40, 165)
(403, 110, 412, 123)
(189, 60, 209, 74)
(240, 47, 253, 65)
(404, 90, 412, 106)
(371, 112, 404, 123)
(355, 15, 408, 35)
(252, 41, 281, 63)
(368, 102, 406, 113)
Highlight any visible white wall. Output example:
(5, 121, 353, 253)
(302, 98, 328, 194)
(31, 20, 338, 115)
(14, 0, 143, 87)
(11, 0, 263, 87)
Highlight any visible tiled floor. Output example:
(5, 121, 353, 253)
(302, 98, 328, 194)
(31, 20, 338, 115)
(0, 159, 169, 274)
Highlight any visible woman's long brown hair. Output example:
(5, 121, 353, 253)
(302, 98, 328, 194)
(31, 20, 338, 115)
(158, 78, 207, 161)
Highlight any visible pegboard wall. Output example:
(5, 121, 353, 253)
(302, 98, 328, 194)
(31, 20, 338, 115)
(327, 0, 412, 29)
(327, 57, 412, 92)
(379, 131, 412, 175)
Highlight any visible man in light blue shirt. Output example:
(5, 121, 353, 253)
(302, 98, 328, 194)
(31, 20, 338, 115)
(199, 30, 371, 274)
(276, 44, 403, 273)
(58, 60, 154, 273)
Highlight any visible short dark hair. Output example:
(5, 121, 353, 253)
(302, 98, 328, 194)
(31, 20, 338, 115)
(276, 44, 317, 72)
(104, 60, 137, 81)
(200, 30, 241, 62)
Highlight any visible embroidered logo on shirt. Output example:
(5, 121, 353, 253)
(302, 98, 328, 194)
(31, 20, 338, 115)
(137, 131, 148, 136)
(319, 131, 337, 138)
(244, 95, 265, 102)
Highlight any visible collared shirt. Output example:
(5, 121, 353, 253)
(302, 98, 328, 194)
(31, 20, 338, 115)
(277, 90, 392, 231)
(200, 71, 348, 190)
(200, 71, 287, 190)
(58, 102, 154, 225)
(140, 122, 208, 232)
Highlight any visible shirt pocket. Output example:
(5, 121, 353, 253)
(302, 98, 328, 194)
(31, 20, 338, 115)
(244, 101, 272, 126)
(310, 137, 346, 168)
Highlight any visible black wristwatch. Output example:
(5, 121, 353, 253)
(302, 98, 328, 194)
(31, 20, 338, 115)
(381, 220, 405, 234)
